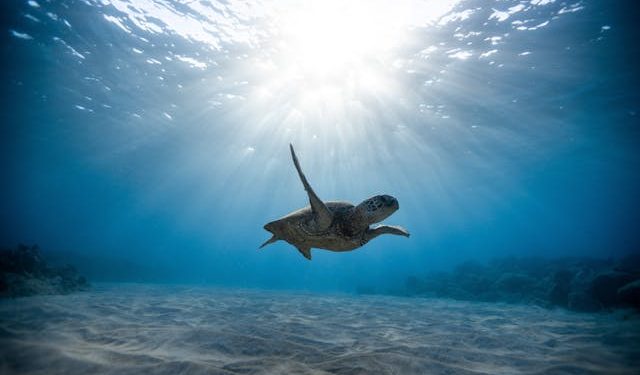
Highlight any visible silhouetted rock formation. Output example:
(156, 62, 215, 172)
(398, 255, 640, 312)
(618, 280, 640, 307)
(0, 244, 89, 298)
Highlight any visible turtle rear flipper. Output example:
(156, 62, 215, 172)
(259, 235, 279, 249)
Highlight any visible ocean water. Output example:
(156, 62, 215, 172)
(1, 0, 639, 374)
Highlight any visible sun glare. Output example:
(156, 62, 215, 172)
(253, 1, 459, 104)
(243, 0, 460, 143)
(248, 0, 413, 120)
(279, 1, 400, 80)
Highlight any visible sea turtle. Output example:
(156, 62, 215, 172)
(260, 144, 409, 260)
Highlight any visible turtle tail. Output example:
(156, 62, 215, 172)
(259, 235, 278, 249)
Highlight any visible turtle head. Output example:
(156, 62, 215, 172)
(355, 194, 399, 225)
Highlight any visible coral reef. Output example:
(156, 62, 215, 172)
(0, 244, 89, 298)
(398, 255, 640, 312)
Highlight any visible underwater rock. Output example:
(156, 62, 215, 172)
(548, 269, 574, 308)
(493, 273, 536, 295)
(401, 255, 640, 312)
(0, 244, 89, 298)
(617, 280, 640, 309)
(588, 271, 636, 308)
(614, 253, 640, 275)
(567, 291, 601, 312)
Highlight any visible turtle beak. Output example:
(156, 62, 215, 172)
(382, 195, 399, 210)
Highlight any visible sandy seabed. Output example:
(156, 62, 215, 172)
(0, 284, 638, 375)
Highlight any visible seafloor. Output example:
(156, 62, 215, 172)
(1, 284, 638, 375)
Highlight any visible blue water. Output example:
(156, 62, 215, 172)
(2, 1, 640, 374)
(1, 0, 638, 293)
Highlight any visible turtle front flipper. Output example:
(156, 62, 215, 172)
(363, 225, 410, 244)
(290, 144, 333, 231)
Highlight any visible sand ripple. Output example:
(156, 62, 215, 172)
(1, 284, 638, 374)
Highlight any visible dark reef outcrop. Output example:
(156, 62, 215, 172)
(393, 255, 640, 312)
(0, 244, 89, 298)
